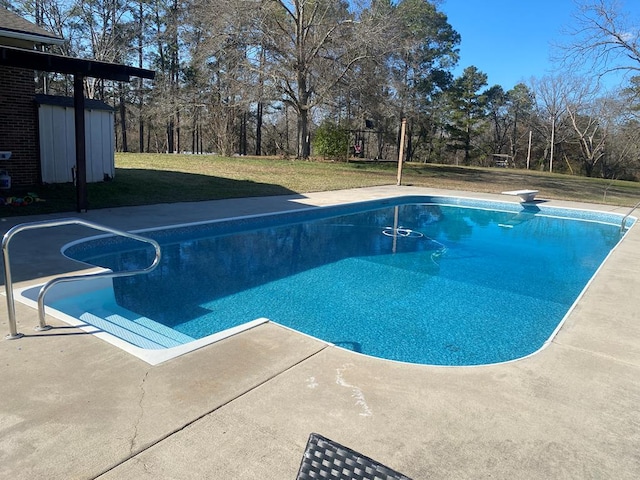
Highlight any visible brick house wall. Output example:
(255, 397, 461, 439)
(0, 65, 40, 186)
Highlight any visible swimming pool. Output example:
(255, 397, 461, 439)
(19, 195, 631, 365)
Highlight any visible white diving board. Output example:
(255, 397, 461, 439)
(501, 189, 539, 202)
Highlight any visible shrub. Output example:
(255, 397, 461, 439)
(313, 121, 349, 160)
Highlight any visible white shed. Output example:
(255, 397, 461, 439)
(36, 94, 115, 184)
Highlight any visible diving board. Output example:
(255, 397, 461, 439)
(502, 189, 539, 202)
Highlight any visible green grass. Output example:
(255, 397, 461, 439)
(2, 152, 640, 217)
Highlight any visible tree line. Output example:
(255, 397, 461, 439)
(5, 0, 640, 180)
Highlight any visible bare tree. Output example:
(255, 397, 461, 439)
(563, 78, 612, 176)
(189, 0, 260, 155)
(606, 117, 640, 179)
(73, 0, 134, 99)
(562, 0, 640, 82)
(600, 82, 640, 179)
(262, 0, 372, 158)
(143, 0, 184, 153)
(530, 75, 573, 172)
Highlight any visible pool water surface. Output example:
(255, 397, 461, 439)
(34, 196, 629, 365)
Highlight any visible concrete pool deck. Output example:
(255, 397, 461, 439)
(0, 185, 638, 479)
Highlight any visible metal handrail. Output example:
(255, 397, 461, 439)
(620, 200, 640, 234)
(3, 218, 161, 340)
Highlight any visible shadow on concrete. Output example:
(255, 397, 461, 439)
(0, 180, 316, 284)
(1, 169, 303, 217)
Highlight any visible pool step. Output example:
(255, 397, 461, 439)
(51, 288, 195, 349)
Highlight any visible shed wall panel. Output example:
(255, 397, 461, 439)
(38, 103, 114, 184)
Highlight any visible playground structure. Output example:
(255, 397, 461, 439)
(349, 120, 390, 160)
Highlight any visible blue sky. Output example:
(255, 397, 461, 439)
(440, 0, 639, 91)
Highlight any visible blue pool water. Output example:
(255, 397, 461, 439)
(57, 196, 626, 366)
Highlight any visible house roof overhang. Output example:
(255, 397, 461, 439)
(0, 30, 65, 48)
(0, 7, 65, 47)
(0, 45, 155, 81)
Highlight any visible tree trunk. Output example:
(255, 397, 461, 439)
(511, 110, 518, 161)
(585, 162, 594, 177)
(297, 107, 310, 158)
(295, 75, 312, 157)
(256, 44, 265, 156)
(139, 114, 144, 153)
(176, 110, 181, 153)
(167, 120, 174, 153)
(239, 111, 247, 155)
(192, 114, 197, 154)
(138, 2, 144, 153)
(464, 124, 471, 165)
(256, 101, 263, 156)
(169, 0, 180, 154)
(405, 122, 413, 162)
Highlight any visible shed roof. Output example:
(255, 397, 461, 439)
(0, 7, 64, 45)
(35, 94, 114, 111)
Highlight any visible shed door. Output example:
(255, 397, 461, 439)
(39, 105, 115, 184)
(38, 104, 75, 183)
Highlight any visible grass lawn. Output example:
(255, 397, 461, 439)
(2, 152, 640, 216)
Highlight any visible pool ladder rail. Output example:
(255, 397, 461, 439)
(620, 199, 640, 234)
(2, 218, 161, 340)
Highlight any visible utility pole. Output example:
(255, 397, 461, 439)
(550, 115, 556, 173)
(397, 118, 407, 186)
(527, 130, 532, 169)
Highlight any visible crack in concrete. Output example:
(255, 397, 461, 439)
(130, 370, 150, 455)
(93, 346, 328, 478)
